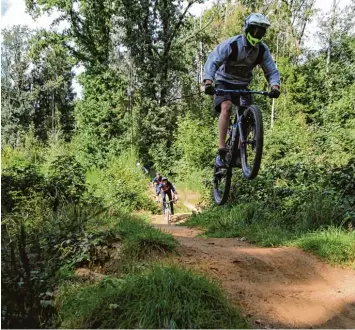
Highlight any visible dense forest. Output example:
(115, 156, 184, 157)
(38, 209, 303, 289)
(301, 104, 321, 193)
(1, 0, 355, 328)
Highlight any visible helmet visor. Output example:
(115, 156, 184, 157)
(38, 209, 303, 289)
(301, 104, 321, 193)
(248, 25, 267, 39)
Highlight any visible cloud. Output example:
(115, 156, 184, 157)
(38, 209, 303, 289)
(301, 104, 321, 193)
(1, 0, 54, 30)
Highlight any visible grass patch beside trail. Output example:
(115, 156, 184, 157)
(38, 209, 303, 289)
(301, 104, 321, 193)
(52, 208, 179, 277)
(122, 225, 179, 260)
(184, 203, 294, 246)
(184, 204, 355, 266)
(293, 227, 355, 267)
(101, 211, 179, 270)
(57, 265, 248, 329)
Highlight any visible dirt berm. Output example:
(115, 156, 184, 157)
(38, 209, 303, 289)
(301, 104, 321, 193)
(153, 220, 355, 329)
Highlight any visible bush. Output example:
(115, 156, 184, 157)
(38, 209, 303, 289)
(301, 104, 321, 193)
(1, 200, 177, 328)
(86, 152, 156, 212)
(172, 113, 217, 181)
(1, 163, 45, 214)
(46, 155, 87, 210)
(56, 265, 248, 329)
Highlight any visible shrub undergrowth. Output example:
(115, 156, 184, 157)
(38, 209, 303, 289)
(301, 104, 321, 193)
(1, 143, 175, 328)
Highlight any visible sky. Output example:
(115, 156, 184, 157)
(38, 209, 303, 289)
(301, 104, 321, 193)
(2, 0, 351, 34)
(1, 0, 54, 29)
(1, 0, 352, 96)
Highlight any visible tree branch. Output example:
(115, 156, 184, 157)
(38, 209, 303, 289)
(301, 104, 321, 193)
(177, 17, 213, 45)
(164, 0, 197, 56)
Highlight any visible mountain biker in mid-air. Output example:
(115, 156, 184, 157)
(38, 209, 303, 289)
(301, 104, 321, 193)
(203, 13, 281, 169)
(158, 177, 178, 215)
(151, 173, 163, 202)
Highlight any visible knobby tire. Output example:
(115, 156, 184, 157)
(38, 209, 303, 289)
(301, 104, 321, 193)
(240, 105, 263, 180)
(213, 138, 234, 205)
(164, 205, 171, 224)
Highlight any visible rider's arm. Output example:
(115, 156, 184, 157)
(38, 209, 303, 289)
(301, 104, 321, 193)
(203, 37, 235, 83)
(170, 183, 177, 195)
(259, 43, 280, 88)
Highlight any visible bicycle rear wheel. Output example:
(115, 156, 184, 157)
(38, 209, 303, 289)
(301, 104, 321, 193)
(213, 141, 233, 205)
(240, 105, 263, 179)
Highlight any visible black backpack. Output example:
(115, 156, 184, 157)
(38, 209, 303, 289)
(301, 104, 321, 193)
(228, 39, 265, 66)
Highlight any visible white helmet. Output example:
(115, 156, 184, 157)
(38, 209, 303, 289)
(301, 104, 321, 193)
(244, 13, 271, 32)
(244, 13, 270, 46)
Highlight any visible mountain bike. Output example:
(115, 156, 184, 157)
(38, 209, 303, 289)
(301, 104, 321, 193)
(213, 89, 270, 205)
(162, 200, 174, 224)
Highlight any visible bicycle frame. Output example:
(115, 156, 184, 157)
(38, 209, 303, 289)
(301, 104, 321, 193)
(215, 89, 269, 150)
(213, 89, 270, 204)
(162, 199, 174, 205)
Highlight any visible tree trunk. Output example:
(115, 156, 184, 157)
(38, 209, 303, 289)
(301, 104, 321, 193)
(326, 0, 337, 76)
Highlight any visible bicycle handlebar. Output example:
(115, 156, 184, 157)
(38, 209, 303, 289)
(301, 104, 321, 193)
(215, 89, 270, 97)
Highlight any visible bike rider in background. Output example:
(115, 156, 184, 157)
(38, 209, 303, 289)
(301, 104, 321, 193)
(158, 177, 178, 215)
(203, 13, 281, 169)
(151, 173, 163, 202)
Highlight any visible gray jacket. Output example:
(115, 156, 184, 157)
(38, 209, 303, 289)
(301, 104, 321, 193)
(203, 34, 280, 87)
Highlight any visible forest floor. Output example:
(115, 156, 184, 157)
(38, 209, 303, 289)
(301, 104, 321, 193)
(151, 202, 355, 329)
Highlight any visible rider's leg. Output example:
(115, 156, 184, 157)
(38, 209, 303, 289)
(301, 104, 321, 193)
(161, 191, 167, 213)
(218, 100, 233, 149)
(216, 100, 233, 166)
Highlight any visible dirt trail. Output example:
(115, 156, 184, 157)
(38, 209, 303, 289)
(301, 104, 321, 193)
(152, 216, 355, 329)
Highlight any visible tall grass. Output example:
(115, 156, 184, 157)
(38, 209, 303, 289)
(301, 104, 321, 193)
(56, 265, 248, 329)
(293, 227, 355, 267)
(184, 196, 355, 265)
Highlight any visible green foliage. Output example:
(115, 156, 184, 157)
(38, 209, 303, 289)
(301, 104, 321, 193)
(185, 190, 352, 250)
(262, 114, 315, 166)
(1, 196, 176, 328)
(46, 155, 87, 209)
(1, 26, 75, 144)
(122, 226, 178, 261)
(173, 113, 217, 179)
(86, 152, 156, 212)
(73, 69, 129, 167)
(56, 265, 248, 329)
(3, 0, 355, 328)
(1, 26, 34, 146)
(1, 163, 45, 214)
(184, 203, 293, 246)
(1, 139, 163, 328)
(118, 0, 199, 106)
(26, 0, 115, 70)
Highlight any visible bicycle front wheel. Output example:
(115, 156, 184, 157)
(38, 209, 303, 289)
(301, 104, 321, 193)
(164, 206, 171, 224)
(240, 105, 263, 180)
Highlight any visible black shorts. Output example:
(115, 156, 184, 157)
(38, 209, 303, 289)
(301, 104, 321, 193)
(214, 81, 252, 113)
